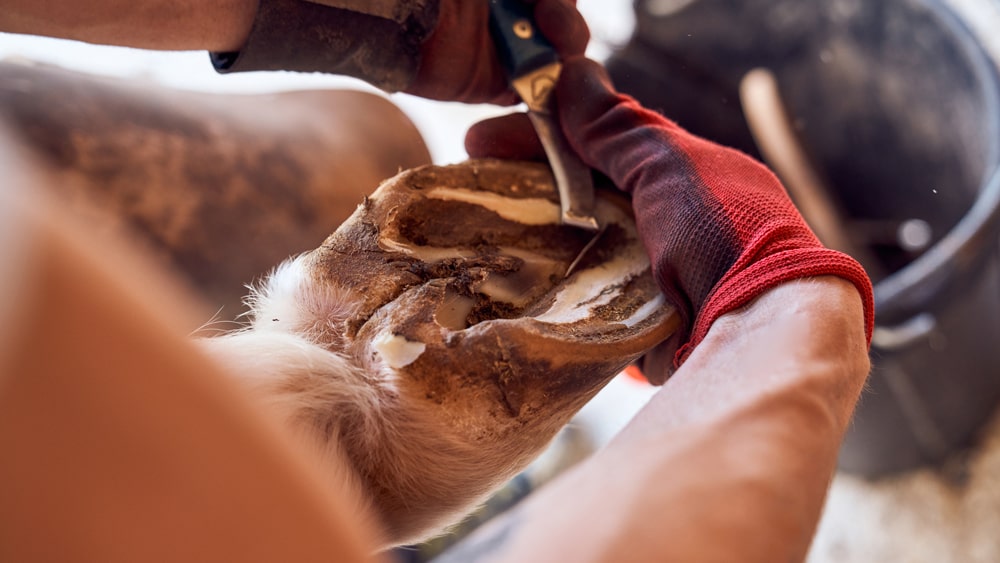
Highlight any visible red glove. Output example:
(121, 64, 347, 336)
(407, 0, 589, 103)
(467, 58, 874, 374)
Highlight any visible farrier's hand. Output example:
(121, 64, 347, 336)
(405, 0, 589, 104)
(467, 58, 875, 379)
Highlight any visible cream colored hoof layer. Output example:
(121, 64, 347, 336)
(319, 159, 676, 408)
(203, 159, 676, 545)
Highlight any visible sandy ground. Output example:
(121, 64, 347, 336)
(810, 410, 1000, 562)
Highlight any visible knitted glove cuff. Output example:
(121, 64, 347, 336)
(675, 247, 875, 366)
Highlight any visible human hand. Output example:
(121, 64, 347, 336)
(405, 0, 589, 104)
(466, 58, 874, 376)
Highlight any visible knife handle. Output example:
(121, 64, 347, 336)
(488, 0, 559, 79)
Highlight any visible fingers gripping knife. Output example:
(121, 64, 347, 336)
(488, 0, 599, 231)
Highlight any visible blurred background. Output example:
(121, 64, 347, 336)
(0, 0, 634, 165)
(4, 1, 1000, 561)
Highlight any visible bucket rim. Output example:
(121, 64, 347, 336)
(872, 0, 1000, 331)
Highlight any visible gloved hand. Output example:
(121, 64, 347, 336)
(407, 0, 589, 103)
(214, 0, 587, 102)
(466, 58, 875, 377)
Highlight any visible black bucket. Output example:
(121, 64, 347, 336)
(608, 0, 1000, 477)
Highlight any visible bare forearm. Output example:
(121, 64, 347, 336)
(439, 277, 870, 562)
(0, 0, 257, 51)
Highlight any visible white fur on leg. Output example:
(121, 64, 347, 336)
(201, 257, 511, 546)
(199, 329, 386, 539)
(243, 256, 360, 346)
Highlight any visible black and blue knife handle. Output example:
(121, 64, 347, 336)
(488, 0, 559, 79)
